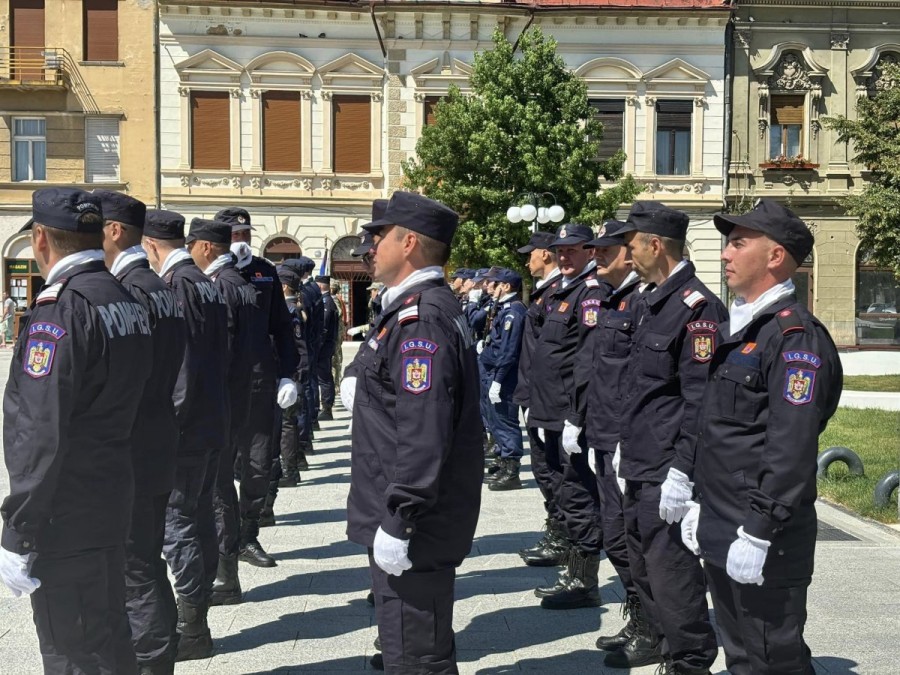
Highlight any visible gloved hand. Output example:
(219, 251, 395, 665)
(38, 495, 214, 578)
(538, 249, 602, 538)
(230, 242, 253, 269)
(373, 526, 412, 577)
(276, 378, 298, 409)
(340, 376, 357, 412)
(0, 547, 40, 598)
(476, 340, 484, 355)
(726, 527, 770, 585)
(612, 443, 626, 495)
(680, 501, 701, 556)
(588, 447, 596, 472)
(523, 408, 529, 425)
(537, 428, 545, 443)
(562, 420, 582, 456)
(467, 289, 482, 302)
(488, 381, 502, 404)
(659, 467, 694, 524)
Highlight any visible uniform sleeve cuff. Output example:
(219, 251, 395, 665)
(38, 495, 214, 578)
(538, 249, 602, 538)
(743, 511, 778, 541)
(381, 511, 415, 540)
(2, 526, 35, 554)
(566, 413, 584, 428)
(670, 460, 693, 479)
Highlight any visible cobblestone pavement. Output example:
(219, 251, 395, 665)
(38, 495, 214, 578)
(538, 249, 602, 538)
(0, 350, 898, 674)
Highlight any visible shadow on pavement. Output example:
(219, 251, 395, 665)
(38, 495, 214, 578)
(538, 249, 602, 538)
(242, 654, 371, 673)
(273, 507, 347, 525)
(274, 539, 362, 562)
(247, 565, 371, 602)
(813, 656, 861, 674)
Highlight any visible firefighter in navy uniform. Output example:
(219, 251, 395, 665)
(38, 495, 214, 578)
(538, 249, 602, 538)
(579, 220, 644, 653)
(682, 200, 842, 675)
(97, 190, 187, 675)
(215, 207, 299, 567)
(316, 274, 341, 420)
(528, 223, 606, 611)
(513, 232, 566, 566)
(480, 269, 528, 491)
(184, 219, 256, 607)
(608, 201, 725, 673)
(343, 191, 483, 674)
(142, 209, 229, 662)
(0, 188, 152, 674)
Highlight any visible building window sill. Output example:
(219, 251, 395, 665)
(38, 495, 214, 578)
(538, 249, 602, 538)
(759, 162, 820, 171)
(79, 61, 125, 68)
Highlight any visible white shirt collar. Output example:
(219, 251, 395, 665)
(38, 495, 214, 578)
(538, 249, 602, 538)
(109, 245, 148, 277)
(561, 260, 596, 289)
(651, 259, 689, 293)
(204, 253, 233, 278)
(537, 267, 561, 289)
(729, 279, 796, 336)
(158, 248, 193, 279)
(381, 266, 444, 310)
(616, 270, 640, 293)
(45, 250, 105, 286)
(498, 292, 517, 304)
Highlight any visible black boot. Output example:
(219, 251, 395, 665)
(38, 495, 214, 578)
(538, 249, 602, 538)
(519, 517, 555, 557)
(211, 554, 242, 606)
(366, 591, 375, 606)
(540, 548, 602, 609)
(139, 661, 175, 675)
(259, 486, 276, 528)
(596, 594, 639, 650)
(175, 596, 212, 661)
(534, 549, 572, 598)
(484, 455, 504, 477)
(318, 407, 333, 421)
(603, 595, 663, 669)
(297, 445, 311, 471)
(521, 521, 569, 567)
(278, 456, 300, 488)
(489, 458, 522, 491)
(238, 520, 277, 567)
(370, 654, 384, 670)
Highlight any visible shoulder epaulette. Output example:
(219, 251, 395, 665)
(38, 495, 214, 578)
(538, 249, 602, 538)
(36, 281, 65, 305)
(585, 278, 600, 288)
(398, 294, 421, 325)
(682, 289, 706, 309)
(776, 308, 805, 335)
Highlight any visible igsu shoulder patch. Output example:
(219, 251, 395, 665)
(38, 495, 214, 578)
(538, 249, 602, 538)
(782, 350, 821, 369)
(581, 299, 601, 327)
(402, 357, 431, 394)
(784, 366, 816, 405)
(29, 322, 67, 340)
(401, 338, 438, 354)
(24, 339, 57, 378)
(687, 320, 718, 363)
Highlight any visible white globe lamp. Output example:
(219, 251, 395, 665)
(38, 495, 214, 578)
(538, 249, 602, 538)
(506, 206, 523, 223)
(520, 204, 538, 222)
(548, 204, 566, 223)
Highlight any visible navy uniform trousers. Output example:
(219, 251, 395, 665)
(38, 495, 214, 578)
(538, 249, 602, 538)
(593, 447, 635, 595)
(526, 426, 563, 525)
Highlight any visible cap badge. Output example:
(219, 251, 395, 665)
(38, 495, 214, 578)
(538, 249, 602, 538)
(559, 228, 568, 238)
(237, 215, 246, 224)
(597, 225, 607, 238)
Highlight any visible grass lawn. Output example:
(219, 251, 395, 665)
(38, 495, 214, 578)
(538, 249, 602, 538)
(843, 374, 900, 392)
(818, 407, 900, 523)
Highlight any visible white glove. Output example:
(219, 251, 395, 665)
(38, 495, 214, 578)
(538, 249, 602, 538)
(537, 428, 545, 443)
(562, 420, 582, 456)
(612, 443, 626, 495)
(488, 381, 502, 404)
(588, 447, 596, 472)
(276, 378, 298, 409)
(468, 289, 482, 302)
(373, 526, 412, 577)
(659, 467, 694, 524)
(726, 527, 770, 586)
(680, 501, 701, 555)
(476, 339, 484, 355)
(0, 547, 40, 598)
(523, 408, 529, 424)
(340, 376, 357, 412)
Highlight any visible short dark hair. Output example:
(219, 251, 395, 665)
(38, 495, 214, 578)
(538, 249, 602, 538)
(394, 226, 450, 266)
(105, 219, 142, 248)
(43, 216, 104, 254)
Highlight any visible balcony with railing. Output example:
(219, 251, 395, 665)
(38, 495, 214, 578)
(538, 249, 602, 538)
(0, 47, 69, 89)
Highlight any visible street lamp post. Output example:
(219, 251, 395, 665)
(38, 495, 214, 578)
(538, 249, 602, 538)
(506, 193, 566, 231)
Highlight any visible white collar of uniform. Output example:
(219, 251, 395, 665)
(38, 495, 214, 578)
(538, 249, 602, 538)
(537, 267, 562, 289)
(381, 266, 444, 310)
(651, 259, 689, 293)
(560, 260, 596, 289)
(45, 249, 105, 286)
(158, 248, 192, 279)
(230, 242, 253, 269)
(204, 253, 233, 278)
(109, 245, 148, 277)
(616, 270, 640, 293)
(498, 292, 517, 305)
(729, 278, 796, 336)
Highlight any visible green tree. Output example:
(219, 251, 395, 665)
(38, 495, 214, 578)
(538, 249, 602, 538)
(401, 27, 640, 271)
(824, 63, 900, 274)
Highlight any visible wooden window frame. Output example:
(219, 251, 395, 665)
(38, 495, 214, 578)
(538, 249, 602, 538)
(189, 90, 231, 171)
(769, 95, 805, 160)
(12, 116, 46, 182)
(588, 98, 626, 162)
(654, 100, 693, 176)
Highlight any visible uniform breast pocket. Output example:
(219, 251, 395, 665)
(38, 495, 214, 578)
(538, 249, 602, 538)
(715, 364, 764, 421)
(599, 315, 632, 358)
(354, 347, 388, 409)
(542, 310, 573, 345)
(639, 331, 676, 380)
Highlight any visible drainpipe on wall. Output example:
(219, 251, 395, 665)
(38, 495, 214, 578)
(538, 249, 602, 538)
(512, 8, 536, 53)
(721, 16, 735, 299)
(369, 1, 387, 60)
(154, 3, 162, 208)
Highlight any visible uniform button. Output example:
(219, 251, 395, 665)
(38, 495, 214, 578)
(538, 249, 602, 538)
(778, 549, 785, 556)
(22, 541, 30, 549)
(745, 376, 751, 382)
(405, 527, 413, 534)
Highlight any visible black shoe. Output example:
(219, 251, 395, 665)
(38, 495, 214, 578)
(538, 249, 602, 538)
(278, 472, 299, 488)
(489, 459, 522, 491)
(596, 595, 639, 650)
(175, 596, 213, 662)
(366, 591, 375, 606)
(139, 661, 175, 675)
(602, 604, 663, 669)
(239, 539, 277, 568)
(259, 509, 276, 528)
(312, 420, 321, 431)
(521, 534, 569, 567)
(296, 451, 310, 471)
(655, 663, 711, 675)
(370, 653, 384, 671)
(485, 455, 504, 475)
(374, 637, 381, 651)
(540, 549, 602, 610)
(319, 408, 333, 421)
(211, 554, 242, 606)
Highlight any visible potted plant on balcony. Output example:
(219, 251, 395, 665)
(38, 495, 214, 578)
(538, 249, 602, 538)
(759, 154, 820, 170)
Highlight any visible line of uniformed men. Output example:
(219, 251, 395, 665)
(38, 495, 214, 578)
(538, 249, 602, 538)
(0, 187, 345, 675)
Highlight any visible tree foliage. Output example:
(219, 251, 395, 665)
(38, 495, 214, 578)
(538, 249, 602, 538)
(824, 63, 900, 273)
(401, 27, 640, 271)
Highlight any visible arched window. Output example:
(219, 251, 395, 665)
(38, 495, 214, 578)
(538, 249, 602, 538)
(263, 236, 301, 263)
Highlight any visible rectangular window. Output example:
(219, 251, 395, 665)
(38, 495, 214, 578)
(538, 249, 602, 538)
(83, 0, 118, 62)
(85, 117, 120, 182)
(262, 91, 302, 172)
(333, 95, 371, 174)
(589, 99, 625, 160)
(12, 117, 46, 182)
(10, 0, 46, 80)
(655, 100, 692, 176)
(423, 95, 442, 127)
(190, 91, 230, 170)
(770, 95, 804, 159)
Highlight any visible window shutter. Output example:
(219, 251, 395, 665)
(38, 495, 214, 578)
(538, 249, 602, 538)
(333, 95, 371, 174)
(85, 117, 120, 182)
(771, 96, 805, 125)
(83, 0, 118, 62)
(191, 91, 230, 170)
(424, 96, 441, 126)
(263, 91, 302, 172)
(10, 0, 45, 80)
(656, 100, 693, 129)
(589, 99, 625, 159)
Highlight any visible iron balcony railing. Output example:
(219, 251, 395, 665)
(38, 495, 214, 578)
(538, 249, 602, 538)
(0, 46, 68, 87)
